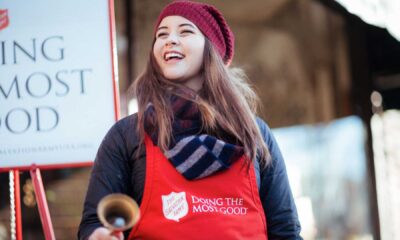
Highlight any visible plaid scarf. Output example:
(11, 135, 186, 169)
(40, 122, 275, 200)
(144, 89, 244, 180)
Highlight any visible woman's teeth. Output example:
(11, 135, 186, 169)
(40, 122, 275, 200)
(165, 52, 184, 61)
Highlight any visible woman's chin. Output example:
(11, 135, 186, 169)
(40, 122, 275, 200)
(163, 75, 186, 83)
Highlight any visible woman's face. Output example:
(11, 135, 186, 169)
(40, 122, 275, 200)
(153, 16, 205, 91)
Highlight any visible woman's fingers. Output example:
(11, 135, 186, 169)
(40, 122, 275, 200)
(88, 227, 124, 240)
(111, 231, 124, 240)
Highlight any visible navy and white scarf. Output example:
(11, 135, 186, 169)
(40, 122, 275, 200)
(144, 89, 244, 180)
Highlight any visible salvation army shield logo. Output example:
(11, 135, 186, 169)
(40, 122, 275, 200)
(161, 192, 188, 222)
(0, 9, 9, 31)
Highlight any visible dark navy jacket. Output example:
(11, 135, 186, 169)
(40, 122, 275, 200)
(78, 114, 302, 239)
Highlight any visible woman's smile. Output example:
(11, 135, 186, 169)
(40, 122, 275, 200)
(164, 50, 185, 63)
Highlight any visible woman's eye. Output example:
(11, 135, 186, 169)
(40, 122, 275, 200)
(156, 32, 168, 38)
(181, 30, 193, 34)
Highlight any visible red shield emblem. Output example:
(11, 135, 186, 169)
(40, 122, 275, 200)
(161, 192, 188, 222)
(0, 9, 9, 31)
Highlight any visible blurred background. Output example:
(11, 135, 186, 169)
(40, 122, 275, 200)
(1, 0, 400, 239)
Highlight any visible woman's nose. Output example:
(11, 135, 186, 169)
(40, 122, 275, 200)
(165, 33, 179, 46)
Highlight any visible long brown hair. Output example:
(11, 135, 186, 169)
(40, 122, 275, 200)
(133, 39, 271, 168)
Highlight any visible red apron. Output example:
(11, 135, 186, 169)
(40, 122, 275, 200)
(128, 136, 268, 240)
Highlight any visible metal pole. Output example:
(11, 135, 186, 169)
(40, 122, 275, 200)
(9, 171, 16, 240)
(30, 167, 55, 240)
(13, 170, 23, 240)
(9, 170, 22, 240)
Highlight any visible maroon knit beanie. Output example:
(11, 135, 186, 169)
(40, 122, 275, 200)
(154, 0, 234, 65)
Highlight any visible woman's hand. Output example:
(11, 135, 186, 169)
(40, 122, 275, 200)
(88, 227, 124, 240)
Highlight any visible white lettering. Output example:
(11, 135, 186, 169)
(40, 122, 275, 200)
(219, 207, 248, 215)
(191, 195, 223, 206)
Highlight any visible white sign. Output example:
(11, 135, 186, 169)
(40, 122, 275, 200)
(0, 0, 118, 169)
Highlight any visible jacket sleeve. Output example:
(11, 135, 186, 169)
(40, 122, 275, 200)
(78, 118, 134, 240)
(256, 118, 302, 240)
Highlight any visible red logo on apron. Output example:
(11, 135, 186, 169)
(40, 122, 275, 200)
(0, 9, 10, 31)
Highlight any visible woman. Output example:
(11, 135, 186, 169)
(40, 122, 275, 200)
(79, 1, 302, 239)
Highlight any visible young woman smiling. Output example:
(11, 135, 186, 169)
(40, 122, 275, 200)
(79, 1, 302, 240)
